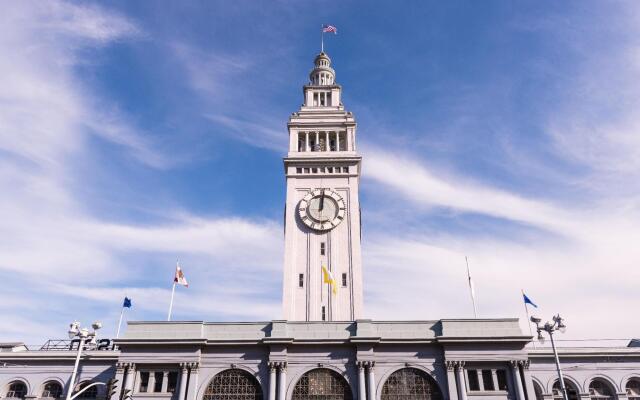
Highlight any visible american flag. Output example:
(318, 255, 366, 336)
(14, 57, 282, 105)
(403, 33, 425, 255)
(322, 24, 337, 34)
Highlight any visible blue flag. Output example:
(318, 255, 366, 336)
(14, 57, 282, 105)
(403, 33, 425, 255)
(123, 297, 132, 308)
(523, 293, 537, 308)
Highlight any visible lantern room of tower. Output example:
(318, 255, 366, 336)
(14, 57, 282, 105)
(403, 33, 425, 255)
(287, 52, 357, 157)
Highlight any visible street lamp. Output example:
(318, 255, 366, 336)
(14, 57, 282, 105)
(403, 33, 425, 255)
(531, 315, 568, 400)
(66, 321, 102, 400)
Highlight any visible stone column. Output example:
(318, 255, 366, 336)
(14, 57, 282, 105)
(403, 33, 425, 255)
(366, 362, 375, 400)
(277, 362, 287, 400)
(124, 363, 136, 395)
(268, 363, 277, 400)
(357, 362, 366, 400)
(455, 362, 467, 400)
(186, 363, 200, 400)
(315, 132, 320, 151)
(111, 363, 126, 400)
(325, 132, 329, 152)
(445, 362, 458, 400)
(511, 361, 526, 400)
(161, 371, 169, 393)
(148, 371, 156, 393)
(305, 132, 309, 152)
(178, 363, 189, 400)
(521, 361, 536, 400)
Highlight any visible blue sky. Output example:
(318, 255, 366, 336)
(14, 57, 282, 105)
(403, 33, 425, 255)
(1, 1, 639, 345)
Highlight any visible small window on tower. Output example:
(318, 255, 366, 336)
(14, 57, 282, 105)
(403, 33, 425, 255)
(342, 167, 349, 173)
(342, 273, 347, 287)
(313, 93, 319, 107)
(304, 168, 310, 173)
(320, 242, 325, 256)
(320, 167, 325, 173)
(327, 167, 333, 173)
(321, 306, 326, 321)
(296, 168, 302, 174)
(298, 274, 304, 288)
(327, 93, 332, 105)
(312, 167, 317, 173)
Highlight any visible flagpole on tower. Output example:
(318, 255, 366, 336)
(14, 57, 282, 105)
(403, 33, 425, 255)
(321, 24, 324, 53)
(167, 282, 176, 321)
(466, 256, 478, 318)
(522, 289, 536, 348)
(116, 307, 125, 338)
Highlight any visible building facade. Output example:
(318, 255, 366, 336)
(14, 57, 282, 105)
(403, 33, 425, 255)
(1, 52, 639, 400)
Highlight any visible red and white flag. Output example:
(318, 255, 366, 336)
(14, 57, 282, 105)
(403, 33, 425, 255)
(322, 24, 337, 34)
(174, 264, 189, 287)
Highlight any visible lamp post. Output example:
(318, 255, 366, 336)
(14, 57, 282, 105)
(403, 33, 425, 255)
(531, 315, 568, 400)
(66, 321, 102, 400)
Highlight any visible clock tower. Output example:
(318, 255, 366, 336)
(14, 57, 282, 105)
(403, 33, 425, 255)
(282, 52, 363, 321)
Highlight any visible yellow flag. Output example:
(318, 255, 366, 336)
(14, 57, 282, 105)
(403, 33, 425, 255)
(322, 265, 337, 294)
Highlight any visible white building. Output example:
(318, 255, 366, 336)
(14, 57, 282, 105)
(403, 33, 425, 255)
(1, 51, 639, 400)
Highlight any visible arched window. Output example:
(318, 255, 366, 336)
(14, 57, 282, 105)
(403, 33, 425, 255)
(76, 382, 98, 399)
(6, 381, 28, 399)
(292, 368, 352, 400)
(203, 369, 262, 400)
(42, 381, 63, 399)
(553, 380, 579, 400)
(533, 381, 544, 400)
(381, 368, 442, 400)
(627, 379, 640, 400)
(589, 380, 614, 400)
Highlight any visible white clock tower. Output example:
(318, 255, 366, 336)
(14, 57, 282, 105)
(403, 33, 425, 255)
(282, 52, 363, 321)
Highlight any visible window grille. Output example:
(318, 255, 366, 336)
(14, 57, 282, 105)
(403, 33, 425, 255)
(341, 273, 347, 287)
(467, 370, 480, 391)
(299, 274, 304, 288)
(553, 380, 579, 400)
(77, 382, 98, 399)
(6, 382, 27, 399)
(533, 382, 544, 400)
(627, 380, 640, 400)
(381, 368, 443, 400)
(203, 369, 262, 400)
(589, 381, 614, 400)
(496, 370, 508, 391)
(292, 368, 352, 400)
(43, 382, 63, 399)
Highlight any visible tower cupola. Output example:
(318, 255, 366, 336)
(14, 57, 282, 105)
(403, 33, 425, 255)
(309, 52, 335, 86)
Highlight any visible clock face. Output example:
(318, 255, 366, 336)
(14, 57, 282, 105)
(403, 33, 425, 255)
(298, 189, 346, 231)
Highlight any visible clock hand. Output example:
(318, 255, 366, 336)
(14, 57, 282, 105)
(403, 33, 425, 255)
(319, 189, 325, 211)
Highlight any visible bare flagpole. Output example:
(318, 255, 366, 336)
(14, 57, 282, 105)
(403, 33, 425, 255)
(522, 289, 536, 348)
(466, 256, 478, 318)
(167, 282, 176, 321)
(116, 306, 125, 338)
(321, 24, 324, 53)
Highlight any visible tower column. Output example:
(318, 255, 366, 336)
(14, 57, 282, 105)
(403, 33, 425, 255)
(445, 362, 458, 400)
(325, 131, 329, 152)
(268, 363, 277, 400)
(357, 362, 366, 400)
(277, 363, 287, 400)
(305, 132, 309, 151)
(178, 363, 188, 400)
(336, 132, 341, 152)
(511, 361, 526, 400)
(366, 362, 376, 400)
(455, 362, 467, 400)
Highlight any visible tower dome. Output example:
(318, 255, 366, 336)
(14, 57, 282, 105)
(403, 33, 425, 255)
(309, 52, 335, 86)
